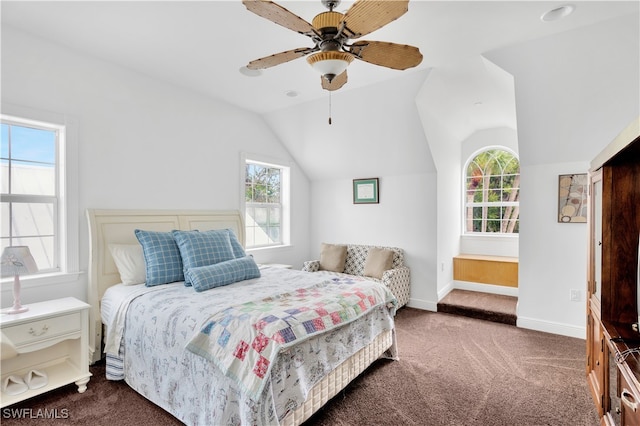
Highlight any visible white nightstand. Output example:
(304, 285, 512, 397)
(0, 297, 91, 408)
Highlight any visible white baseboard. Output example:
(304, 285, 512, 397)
(452, 280, 519, 297)
(517, 316, 586, 339)
(406, 298, 437, 312)
(437, 282, 455, 300)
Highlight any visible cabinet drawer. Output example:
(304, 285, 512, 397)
(3, 312, 81, 347)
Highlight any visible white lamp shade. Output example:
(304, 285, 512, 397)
(1, 246, 38, 277)
(307, 51, 353, 78)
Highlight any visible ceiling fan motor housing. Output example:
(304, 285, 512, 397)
(312, 11, 343, 32)
(312, 12, 348, 52)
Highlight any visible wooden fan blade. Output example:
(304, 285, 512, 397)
(350, 40, 422, 70)
(341, 0, 409, 39)
(242, 0, 317, 36)
(321, 70, 348, 91)
(247, 47, 317, 70)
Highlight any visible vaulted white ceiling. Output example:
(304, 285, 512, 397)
(3, 0, 638, 118)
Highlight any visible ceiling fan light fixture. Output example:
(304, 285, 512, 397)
(306, 51, 353, 80)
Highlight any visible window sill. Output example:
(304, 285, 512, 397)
(0, 271, 84, 289)
(247, 244, 294, 253)
(462, 233, 519, 238)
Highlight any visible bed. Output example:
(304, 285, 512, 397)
(86, 209, 397, 425)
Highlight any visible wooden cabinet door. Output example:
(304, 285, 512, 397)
(588, 311, 606, 416)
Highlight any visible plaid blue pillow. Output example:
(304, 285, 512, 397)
(186, 256, 260, 292)
(135, 229, 184, 286)
(227, 229, 246, 258)
(173, 229, 236, 286)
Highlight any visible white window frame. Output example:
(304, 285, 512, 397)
(240, 152, 290, 250)
(1, 105, 80, 287)
(462, 146, 520, 236)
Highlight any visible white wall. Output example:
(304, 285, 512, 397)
(263, 70, 433, 181)
(486, 14, 640, 337)
(485, 13, 640, 166)
(415, 70, 463, 302)
(309, 173, 437, 310)
(0, 26, 311, 306)
(264, 71, 438, 310)
(411, 13, 639, 337)
(517, 162, 590, 338)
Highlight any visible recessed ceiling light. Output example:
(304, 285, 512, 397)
(285, 90, 299, 98)
(239, 66, 262, 77)
(541, 4, 575, 22)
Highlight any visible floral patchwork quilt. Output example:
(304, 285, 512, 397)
(186, 275, 397, 400)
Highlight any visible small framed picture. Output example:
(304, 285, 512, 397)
(558, 173, 588, 223)
(353, 178, 379, 204)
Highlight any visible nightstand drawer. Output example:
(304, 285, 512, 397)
(3, 312, 81, 347)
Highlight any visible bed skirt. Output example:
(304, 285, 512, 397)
(281, 328, 393, 425)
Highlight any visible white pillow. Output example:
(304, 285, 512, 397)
(109, 244, 146, 285)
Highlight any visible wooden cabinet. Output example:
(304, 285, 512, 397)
(0, 297, 91, 408)
(587, 117, 640, 425)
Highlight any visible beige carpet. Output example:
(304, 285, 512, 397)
(307, 308, 596, 425)
(1, 308, 597, 426)
(437, 289, 518, 325)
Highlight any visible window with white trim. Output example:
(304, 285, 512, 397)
(1, 117, 63, 274)
(464, 148, 520, 234)
(243, 156, 290, 249)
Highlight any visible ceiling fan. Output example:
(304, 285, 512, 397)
(242, 0, 423, 91)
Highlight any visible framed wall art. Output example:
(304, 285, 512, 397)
(558, 173, 588, 223)
(353, 178, 379, 204)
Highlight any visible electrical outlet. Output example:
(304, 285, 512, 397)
(570, 289, 581, 302)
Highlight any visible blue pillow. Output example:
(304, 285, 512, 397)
(172, 229, 236, 286)
(135, 229, 184, 286)
(186, 256, 261, 292)
(226, 229, 246, 258)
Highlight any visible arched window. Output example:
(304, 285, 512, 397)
(464, 148, 520, 234)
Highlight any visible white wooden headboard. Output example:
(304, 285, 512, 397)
(86, 209, 244, 363)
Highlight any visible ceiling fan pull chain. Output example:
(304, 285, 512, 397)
(328, 91, 332, 125)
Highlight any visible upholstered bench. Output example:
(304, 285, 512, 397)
(302, 243, 410, 308)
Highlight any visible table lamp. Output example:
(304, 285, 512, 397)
(1, 246, 38, 314)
